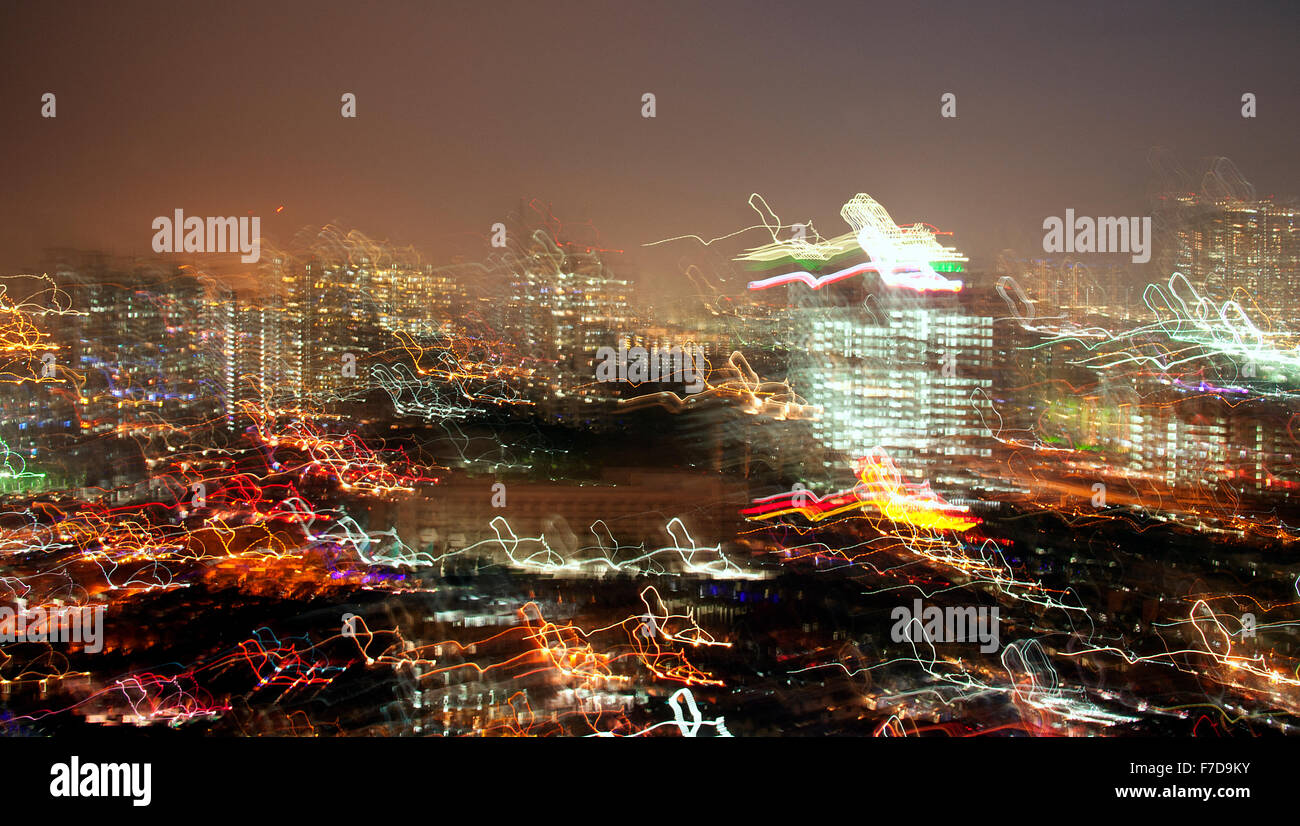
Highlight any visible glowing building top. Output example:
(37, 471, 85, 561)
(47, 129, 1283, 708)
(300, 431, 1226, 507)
(742, 193, 967, 294)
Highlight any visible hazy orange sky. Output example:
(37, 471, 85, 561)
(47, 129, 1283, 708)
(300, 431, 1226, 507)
(2, 0, 1296, 292)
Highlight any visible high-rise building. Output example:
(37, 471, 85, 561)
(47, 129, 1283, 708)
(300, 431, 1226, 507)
(1168, 196, 1300, 326)
(995, 255, 1142, 323)
(48, 251, 220, 436)
(790, 286, 994, 487)
(496, 215, 634, 425)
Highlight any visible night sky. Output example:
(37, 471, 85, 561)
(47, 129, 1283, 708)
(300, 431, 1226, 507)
(1, 0, 1297, 287)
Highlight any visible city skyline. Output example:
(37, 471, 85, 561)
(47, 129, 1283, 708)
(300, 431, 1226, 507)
(0, 1, 1296, 811)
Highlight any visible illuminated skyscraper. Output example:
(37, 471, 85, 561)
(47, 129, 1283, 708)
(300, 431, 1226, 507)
(790, 288, 993, 486)
(497, 213, 633, 425)
(1169, 196, 1300, 325)
(742, 194, 991, 487)
(48, 251, 218, 435)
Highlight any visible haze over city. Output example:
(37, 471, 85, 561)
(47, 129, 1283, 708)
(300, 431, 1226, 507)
(0, 0, 1296, 813)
